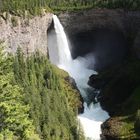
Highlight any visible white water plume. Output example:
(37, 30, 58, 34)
(48, 15, 110, 140)
(52, 15, 72, 68)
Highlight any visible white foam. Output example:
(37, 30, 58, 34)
(78, 103, 109, 140)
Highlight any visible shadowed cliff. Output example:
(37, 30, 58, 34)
(59, 9, 140, 71)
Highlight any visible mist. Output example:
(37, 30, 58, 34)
(69, 29, 127, 71)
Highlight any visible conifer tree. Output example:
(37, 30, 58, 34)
(0, 45, 40, 140)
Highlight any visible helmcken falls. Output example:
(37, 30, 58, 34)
(48, 15, 110, 140)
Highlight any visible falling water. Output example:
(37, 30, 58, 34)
(48, 15, 109, 140)
(51, 15, 72, 70)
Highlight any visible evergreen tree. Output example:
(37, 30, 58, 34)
(0, 45, 40, 140)
(0, 0, 140, 15)
(13, 49, 85, 140)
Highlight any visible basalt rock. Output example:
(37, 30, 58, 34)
(59, 9, 140, 71)
(88, 60, 140, 139)
(88, 74, 110, 90)
(59, 9, 140, 47)
(101, 117, 122, 140)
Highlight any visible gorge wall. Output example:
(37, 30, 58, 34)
(59, 9, 140, 33)
(1, 9, 140, 61)
(59, 9, 140, 71)
(0, 13, 52, 54)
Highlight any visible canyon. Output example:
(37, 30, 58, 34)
(1, 8, 140, 139)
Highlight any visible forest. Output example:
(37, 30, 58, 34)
(0, 0, 140, 139)
(0, 0, 140, 15)
(0, 44, 84, 140)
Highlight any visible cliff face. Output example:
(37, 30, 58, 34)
(59, 9, 140, 37)
(0, 13, 53, 54)
(59, 9, 140, 60)
(58, 9, 140, 74)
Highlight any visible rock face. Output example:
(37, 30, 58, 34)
(101, 117, 122, 140)
(58, 9, 140, 71)
(0, 13, 53, 54)
(59, 9, 140, 39)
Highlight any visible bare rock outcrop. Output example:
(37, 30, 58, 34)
(0, 13, 53, 54)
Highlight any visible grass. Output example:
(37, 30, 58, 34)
(118, 86, 140, 139)
(120, 118, 136, 139)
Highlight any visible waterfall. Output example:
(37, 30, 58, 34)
(50, 15, 72, 70)
(48, 15, 110, 140)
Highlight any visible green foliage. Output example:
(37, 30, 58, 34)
(0, 45, 40, 140)
(13, 48, 84, 140)
(101, 85, 140, 139)
(95, 0, 140, 10)
(0, 0, 140, 16)
(11, 16, 18, 27)
(0, 45, 84, 139)
(117, 86, 140, 139)
(0, 0, 52, 16)
(135, 109, 140, 135)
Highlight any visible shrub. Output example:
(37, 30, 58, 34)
(11, 16, 18, 27)
(134, 109, 140, 135)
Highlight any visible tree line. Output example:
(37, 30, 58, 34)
(0, 45, 40, 139)
(0, 0, 140, 15)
